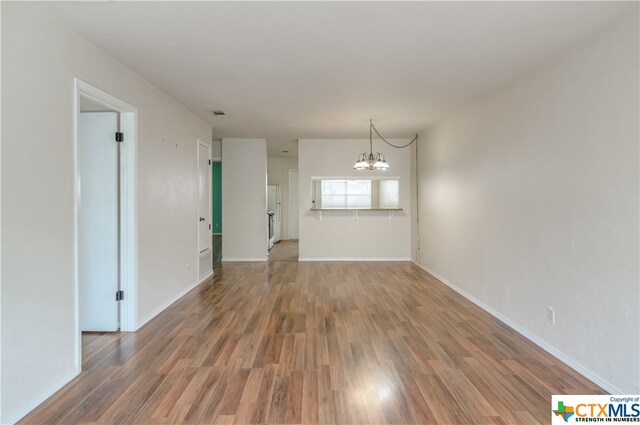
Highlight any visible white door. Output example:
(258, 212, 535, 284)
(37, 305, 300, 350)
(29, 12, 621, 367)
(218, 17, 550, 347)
(289, 169, 299, 240)
(198, 142, 211, 253)
(79, 112, 119, 332)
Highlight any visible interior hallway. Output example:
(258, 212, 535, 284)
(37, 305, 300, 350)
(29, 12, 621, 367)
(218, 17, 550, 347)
(19, 261, 602, 425)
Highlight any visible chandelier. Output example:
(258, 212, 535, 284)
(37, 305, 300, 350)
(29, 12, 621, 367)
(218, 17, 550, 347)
(353, 119, 417, 170)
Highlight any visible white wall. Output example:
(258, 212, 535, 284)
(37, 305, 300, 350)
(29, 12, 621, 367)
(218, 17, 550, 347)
(410, 143, 419, 263)
(1, 3, 212, 422)
(0, 3, 3, 421)
(416, 12, 639, 393)
(298, 139, 412, 260)
(267, 156, 298, 240)
(212, 139, 222, 159)
(222, 139, 268, 261)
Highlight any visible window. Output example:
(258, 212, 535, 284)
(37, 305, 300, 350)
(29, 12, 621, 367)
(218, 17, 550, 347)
(379, 180, 399, 208)
(321, 179, 371, 208)
(312, 178, 400, 209)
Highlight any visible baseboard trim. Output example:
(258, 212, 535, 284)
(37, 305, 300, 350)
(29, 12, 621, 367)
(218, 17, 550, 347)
(199, 271, 214, 284)
(222, 258, 267, 262)
(5, 368, 80, 425)
(8, 272, 215, 423)
(299, 257, 412, 262)
(411, 260, 623, 394)
(137, 272, 213, 330)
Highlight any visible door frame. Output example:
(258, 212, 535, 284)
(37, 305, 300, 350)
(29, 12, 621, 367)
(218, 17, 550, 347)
(73, 79, 138, 370)
(197, 139, 213, 278)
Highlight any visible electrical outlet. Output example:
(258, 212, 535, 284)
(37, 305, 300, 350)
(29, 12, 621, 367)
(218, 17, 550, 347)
(547, 306, 555, 324)
(185, 264, 190, 273)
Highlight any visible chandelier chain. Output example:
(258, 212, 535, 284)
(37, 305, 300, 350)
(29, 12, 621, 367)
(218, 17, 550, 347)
(355, 119, 416, 170)
(370, 120, 418, 149)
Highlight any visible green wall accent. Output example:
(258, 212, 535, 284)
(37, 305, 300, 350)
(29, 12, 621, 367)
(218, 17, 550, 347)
(212, 162, 222, 233)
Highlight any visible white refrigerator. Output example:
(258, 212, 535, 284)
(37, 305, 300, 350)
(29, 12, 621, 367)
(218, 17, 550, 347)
(267, 185, 281, 249)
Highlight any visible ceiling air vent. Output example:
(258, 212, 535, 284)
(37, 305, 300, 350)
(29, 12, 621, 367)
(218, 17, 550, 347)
(211, 110, 226, 116)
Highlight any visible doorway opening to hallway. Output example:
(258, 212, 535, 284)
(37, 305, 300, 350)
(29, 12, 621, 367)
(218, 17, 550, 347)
(74, 79, 138, 370)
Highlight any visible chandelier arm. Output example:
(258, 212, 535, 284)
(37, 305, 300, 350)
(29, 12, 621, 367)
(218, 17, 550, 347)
(371, 123, 418, 148)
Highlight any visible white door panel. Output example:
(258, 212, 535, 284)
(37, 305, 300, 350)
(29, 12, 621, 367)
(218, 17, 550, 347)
(79, 112, 119, 332)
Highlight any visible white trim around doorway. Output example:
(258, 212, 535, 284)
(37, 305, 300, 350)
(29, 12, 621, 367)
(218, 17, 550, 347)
(73, 78, 138, 374)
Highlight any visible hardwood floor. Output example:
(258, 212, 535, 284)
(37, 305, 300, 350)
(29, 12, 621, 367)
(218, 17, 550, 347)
(268, 241, 299, 262)
(20, 262, 603, 425)
(212, 234, 222, 266)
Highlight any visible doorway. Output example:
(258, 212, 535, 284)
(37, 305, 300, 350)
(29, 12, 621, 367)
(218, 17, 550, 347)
(74, 79, 137, 370)
(197, 141, 213, 280)
(212, 161, 222, 266)
(267, 184, 281, 249)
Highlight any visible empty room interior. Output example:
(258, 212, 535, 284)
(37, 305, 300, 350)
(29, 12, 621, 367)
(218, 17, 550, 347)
(1, 1, 639, 424)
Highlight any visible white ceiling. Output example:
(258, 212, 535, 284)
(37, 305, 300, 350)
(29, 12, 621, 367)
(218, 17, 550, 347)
(39, 1, 631, 157)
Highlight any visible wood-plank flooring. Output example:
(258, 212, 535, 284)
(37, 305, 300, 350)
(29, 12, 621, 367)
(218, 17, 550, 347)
(268, 241, 299, 262)
(212, 235, 222, 266)
(19, 261, 603, 425)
